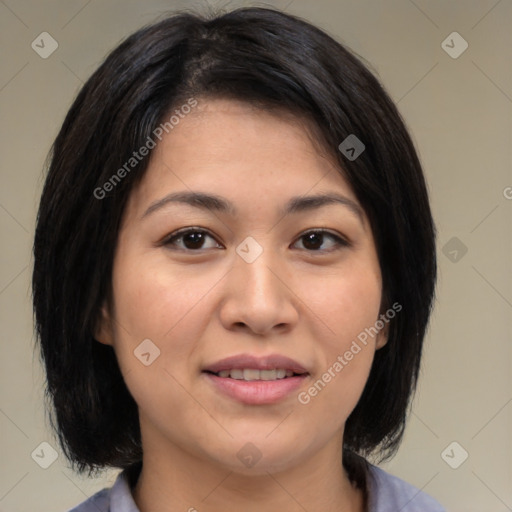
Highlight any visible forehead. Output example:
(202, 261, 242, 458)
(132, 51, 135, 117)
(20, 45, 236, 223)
(159, 97, 334, 163)
(123, 98, 360, 222)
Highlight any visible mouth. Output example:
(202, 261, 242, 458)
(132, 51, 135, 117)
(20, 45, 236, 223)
(202, 354, 310, 404)
(203, 368, 307, 380)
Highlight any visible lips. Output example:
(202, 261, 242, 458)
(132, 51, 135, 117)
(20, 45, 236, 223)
(202, 354, 310, 405)
(202, 353, 309, 377)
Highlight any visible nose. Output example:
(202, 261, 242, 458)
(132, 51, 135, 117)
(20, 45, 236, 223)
(219, 244, 299, 336)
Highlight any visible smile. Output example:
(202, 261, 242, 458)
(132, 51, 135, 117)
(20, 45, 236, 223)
(210, 368, 300, 380)
(202, 353, 310, 404)
(203, 371, 309, 405)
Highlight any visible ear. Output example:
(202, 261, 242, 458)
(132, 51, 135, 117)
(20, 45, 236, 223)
(375, 317, 390, 350)
(94, 302, 114, 346)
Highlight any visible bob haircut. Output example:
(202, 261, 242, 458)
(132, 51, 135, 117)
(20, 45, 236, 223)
(32, 6, 436, 491)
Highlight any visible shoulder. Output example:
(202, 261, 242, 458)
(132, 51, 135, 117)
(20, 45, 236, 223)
(66, 486, 110, 512)
(65, 470, 139, 512)
(366, 464, 446, 512)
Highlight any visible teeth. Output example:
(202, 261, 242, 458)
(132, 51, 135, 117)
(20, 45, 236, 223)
(244, 368, 260, 381)
(215, 369, 297, 380)
(260, 369, 276, 381)
(230, 369, 244, 379)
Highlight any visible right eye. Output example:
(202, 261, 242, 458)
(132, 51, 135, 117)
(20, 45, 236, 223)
(162, 227, 223, 251)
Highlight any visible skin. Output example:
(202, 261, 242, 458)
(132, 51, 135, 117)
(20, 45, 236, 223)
(95, 98, 388, 512)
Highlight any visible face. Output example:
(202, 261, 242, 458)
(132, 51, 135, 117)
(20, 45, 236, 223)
(96, 98, 388, 475)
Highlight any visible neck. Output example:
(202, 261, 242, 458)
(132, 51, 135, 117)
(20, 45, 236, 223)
(131, 432, 365, 512)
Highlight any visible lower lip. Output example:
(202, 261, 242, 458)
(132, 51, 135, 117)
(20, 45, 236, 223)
(203, 372, 308, 405)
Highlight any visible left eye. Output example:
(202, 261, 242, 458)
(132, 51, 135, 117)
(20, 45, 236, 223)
(293, 230, 349, 252)
(162, 228, 348, 252)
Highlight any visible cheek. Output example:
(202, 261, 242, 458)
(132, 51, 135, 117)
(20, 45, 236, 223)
(304, 259, 382, 343)
(299, 349, 375, 436)
(114, 246, 210, 325)
(295, 259, 381, 414)
(298, 302, 379, 429)
(108, 258, 212, 417)
(109, 253, 216, 370)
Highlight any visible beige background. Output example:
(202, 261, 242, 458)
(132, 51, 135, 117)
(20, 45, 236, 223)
(1, 0, 511, 511)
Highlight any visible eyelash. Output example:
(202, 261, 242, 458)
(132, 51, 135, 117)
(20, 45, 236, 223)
(161, 227, 350, 254)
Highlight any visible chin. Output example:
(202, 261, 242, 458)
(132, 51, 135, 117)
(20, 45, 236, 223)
(208, 436, 310, 476)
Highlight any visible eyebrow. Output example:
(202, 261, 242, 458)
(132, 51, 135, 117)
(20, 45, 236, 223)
(141, 191, 365, 224)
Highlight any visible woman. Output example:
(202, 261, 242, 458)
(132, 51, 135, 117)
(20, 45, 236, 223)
(32, 6, 443, 512)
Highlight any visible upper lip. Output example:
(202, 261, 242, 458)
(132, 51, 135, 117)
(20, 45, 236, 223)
(203, 353, 309, 374)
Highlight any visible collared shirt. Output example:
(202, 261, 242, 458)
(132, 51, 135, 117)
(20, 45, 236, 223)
(67, 463, 445, 512)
